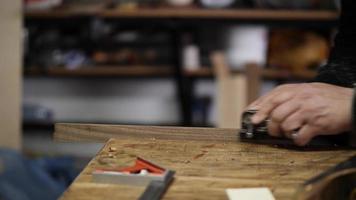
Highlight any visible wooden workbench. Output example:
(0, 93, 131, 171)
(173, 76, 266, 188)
(55, 123, 356, 200)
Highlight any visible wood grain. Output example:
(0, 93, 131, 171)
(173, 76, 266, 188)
(54, 123, 237, 143)
(60, 136, 356, 200)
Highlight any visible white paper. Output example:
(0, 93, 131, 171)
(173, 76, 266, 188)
(226, 188, 275, 200)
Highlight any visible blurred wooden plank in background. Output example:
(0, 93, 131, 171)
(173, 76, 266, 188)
(0, 0, 22, 150)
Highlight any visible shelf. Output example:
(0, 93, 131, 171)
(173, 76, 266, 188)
(24, 4, 104, 18)
(184, 67, 317, 81)
(25, 5, 339, 22)
(101, 8, 338, 21)
(24, 66, 174, 77)
(24, 66, 317, 80)
(23, 121, 54, 131)
(262, 68, 317, 80)
(184, 67, 215, 77)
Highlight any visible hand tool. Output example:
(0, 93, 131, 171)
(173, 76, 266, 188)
(239, 109, 351, 148)
(92, 157, 175, 200)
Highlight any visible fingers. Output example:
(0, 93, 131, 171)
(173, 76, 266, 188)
(268, 120, 282, 137)
(247, 93, 270, 110)
(252, 91, 294, 124)
(280, 111, 320, 146)
(293, 125, 318, 146)
(280, 111, 304, 132)
(270, 100, 300, 124)
(267, 101, 300, 137)
(280, 110, 305, 138)
(247, 84, 289, 110)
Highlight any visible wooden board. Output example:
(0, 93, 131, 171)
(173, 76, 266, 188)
(0, 0, 22, 150)
(212, 52, 247, 129)
(60, 138, 356, 200)
(56, 123, 356, 200)
(54, 123, 237, 143)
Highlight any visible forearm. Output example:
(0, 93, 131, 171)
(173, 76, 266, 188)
(314, 0, 356, 88)
(314, 63, 356, 88)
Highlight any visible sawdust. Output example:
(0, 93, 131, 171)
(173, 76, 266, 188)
(108, 147, 117, 152)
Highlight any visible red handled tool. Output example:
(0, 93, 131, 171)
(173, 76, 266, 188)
(93, 157, 175, 200)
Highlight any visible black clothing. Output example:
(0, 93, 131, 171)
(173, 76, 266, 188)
(314, 0, 356, 146)
(314, 0, 356, 87)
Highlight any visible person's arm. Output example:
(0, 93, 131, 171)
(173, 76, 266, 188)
(315, 0, 356, 146)
(314, 0, 356, 88)
(248, 0, 356, 146)
(249, 83, 353, 146)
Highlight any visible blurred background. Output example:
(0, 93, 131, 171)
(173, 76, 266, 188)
(0, 0, 341, 199)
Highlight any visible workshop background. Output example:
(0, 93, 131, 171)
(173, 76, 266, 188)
(0, 0, 340, 199)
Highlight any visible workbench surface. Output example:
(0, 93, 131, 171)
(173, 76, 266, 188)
(55, 123, 356, 200)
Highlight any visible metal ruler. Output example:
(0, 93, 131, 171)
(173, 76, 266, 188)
(139, 170, 175, 200)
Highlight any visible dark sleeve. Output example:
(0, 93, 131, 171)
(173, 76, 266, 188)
(314, 0, 356, 88)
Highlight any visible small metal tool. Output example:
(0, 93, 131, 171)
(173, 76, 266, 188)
(139, 170, 175, 200)
(93, 157, 175, 200)
(240, 109, 268, 139)
(239, 109, 350, 148)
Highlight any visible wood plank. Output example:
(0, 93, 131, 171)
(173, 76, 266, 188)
(212, 52, 247, 128)
(54, 123, 237, 143)
(60, 137, 356, 200)
(0, 0, 22, 150)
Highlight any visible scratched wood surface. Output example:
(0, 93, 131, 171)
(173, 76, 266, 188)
(56, 123, 356, 200)
(54, 123, 237, 143)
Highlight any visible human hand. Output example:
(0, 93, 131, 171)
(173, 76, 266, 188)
(247, 83, 353, 146)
